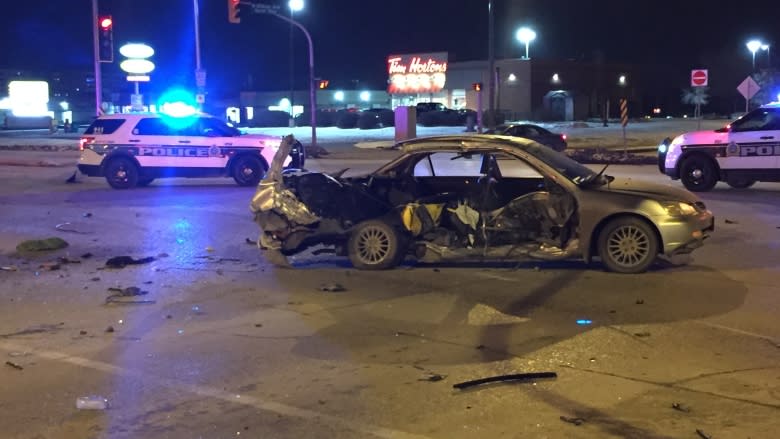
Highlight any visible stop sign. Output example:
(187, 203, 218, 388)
(691, 69, 708, 87)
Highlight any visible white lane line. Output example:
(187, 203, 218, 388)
(693, 320, 780, 344)
(0, 341, 432, 439)
(473, 271, 519, 282)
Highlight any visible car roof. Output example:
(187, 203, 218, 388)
(760, 102, 780, 109)
(397, 134, 537, 154)
(95, 112, 215, 120)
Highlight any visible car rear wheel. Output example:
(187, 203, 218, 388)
(104, 157, 139, 189)
(347, 220, 404, 270)
(232, 155, 267, 187)
(597, 217, 659, 274)
(726, 177, 755, 189)
(680, 155, 718, 192)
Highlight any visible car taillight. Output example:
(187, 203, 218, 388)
(79, 137, 94, 151)
(561, 134, 567, 141)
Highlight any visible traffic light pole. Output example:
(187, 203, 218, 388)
(91, 0, 102, 116)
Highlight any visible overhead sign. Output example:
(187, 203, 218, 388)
(119, 43, 154, 59)
(737, 76, 760, 100)
(387, 52, 448, 94)
(691, 69, 708, 87)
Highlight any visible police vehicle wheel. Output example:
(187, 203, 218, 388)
(347, 220, 404, 270)
(137, 177, 155, 187)
(597, 216, 659, 274)
(726, 178, 755, 189)
(232, 155, 267, 187)
(680, 156, 717, 192)
(104, 157, 139, 189)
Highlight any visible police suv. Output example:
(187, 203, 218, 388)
(77, 113, 304, 189)
(658, 102, 780, 192)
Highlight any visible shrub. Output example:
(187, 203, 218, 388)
(294, 110, 337, 127)
(249, 110, 290, 127)
(336, 111, 360, 129)
(357, 112, 381, 129)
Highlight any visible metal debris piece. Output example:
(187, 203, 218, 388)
(5, 361, 24, 370)
(105, 326, 115, 333)
(105, 256, 155, 269)
(54, 222, 91, 234)
(453, 372, 557, 390)
(245, 238, 257, 246)
(635, 299, 644, 305)
(83, 213, 93, 218)
(560, 416, 585, 426)
(105, 287, 155, 305)
(79, 330, 88, 335)
(1, 266, 19, 272)
(16, 237, 69, 252)
(81, 253, 93, 259)
(319, 283, 346, 292)
(90, 277, 100, 282)
(724, 219, 738, 224)
(40, 261, 61, 271)
(0, 323, 65, 338)
(418, 374, 446, 382)
(634, 332, 651, 338)
(475, 344, 485, 350)
(58, 257, 81, 264)
(696, 429, 712, 439)
(672, 402, 690, 413)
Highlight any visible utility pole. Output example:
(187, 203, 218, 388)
(91, 0, 102, 116)
(486, 0, 495, 130)
(193, 0, 206, 109)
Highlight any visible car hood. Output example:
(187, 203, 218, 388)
(592, 177, 700, 203)
(672, 129, 728, 145)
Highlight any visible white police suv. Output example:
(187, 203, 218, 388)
(77, 113, 305, 189)
(658, 102, 780, 192)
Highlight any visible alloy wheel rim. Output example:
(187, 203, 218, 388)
(356, 226, 391, 264)
(607, 225, 650, 267)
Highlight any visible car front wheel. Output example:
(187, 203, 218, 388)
(104, 157, 139, 189)
(232, 155, 267, 187)
(680, 155, 718, 192)
(347, 220, 404, 270)
(597, 217, 659, 274)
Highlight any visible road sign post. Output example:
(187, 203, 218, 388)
(620, 98, 628, 155)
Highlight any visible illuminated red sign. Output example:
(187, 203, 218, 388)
(387, 52, 448, 94)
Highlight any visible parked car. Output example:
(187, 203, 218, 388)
(78, 112, 304, 189)
(658, 102, 780, 191)
(488, 123, 568, 152)
(251, 134, 714, 274)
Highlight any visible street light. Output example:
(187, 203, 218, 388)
(288, 0, 304, 126)
(515, 27, 536, 59)
(747, 40, 762, 69)
(761, 44, 771, 67)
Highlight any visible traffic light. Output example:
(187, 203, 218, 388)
(318, 80, 329, 89)
(228, 0, 241, 23)
(472, 82, 483, 92)
(98, 16, 113, 63)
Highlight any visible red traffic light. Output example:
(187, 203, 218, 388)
(318, 80, 329, 89)
(472, 82, 483, 91)
(99, 16, 113, 30)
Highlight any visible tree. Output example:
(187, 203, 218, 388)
(681, 87, 710, 118)
(749, 70, 779, 106)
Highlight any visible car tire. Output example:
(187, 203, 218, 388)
(680, 155, 718, 192)
(347, 220, 404, 270)
(597, 217, 659, 274)
(137, 177, 155, 187)
(726, 177, 755, 189)
(104, 157, 139, 189)
(232, 155, 267, 187)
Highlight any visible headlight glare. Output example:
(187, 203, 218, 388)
(661, 201, 697, 216)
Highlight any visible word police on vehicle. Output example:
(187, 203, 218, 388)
(658, 102, 780, 191)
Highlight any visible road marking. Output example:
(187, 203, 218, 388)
(473, 271, 519, 282)
(0, 340, 432, 439)
(693, 320, 779, 344)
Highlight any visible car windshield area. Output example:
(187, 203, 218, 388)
(521, 143, 598, 185)
(199, 117, 242, 137)
(729, 108, 780, 132)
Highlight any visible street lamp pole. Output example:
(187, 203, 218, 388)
(91, 0, 102, 116)
(762, 44, 771, 68)
(193, 0, 204, 109)
(487, 0, 495, 130)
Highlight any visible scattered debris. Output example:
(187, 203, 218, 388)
(105, 326, 115, 333)
(205, 246, 215, 253)
(418, 374, 446, 382)
(559, 416, 585, 426)
(475, 344, 485, 350)
(55, 222, 91, 234)
(0, 323, 65, 338)
(635, 299, 645, 305)
(1, 266, 19, 272)
(105, 256, 155, 269)
(16, 237, 68, 253)
(216, 269, 224, 276)
(5, 361, 24, 370)
(81, 252, 93, 259)
(254, 323, 263, 328)
(90, 277, 101, 282)
(76, 396, 109, 410)
(634, 332, 651, 338)
(724, 219, 738, 224)
(672, 402, 691, 413)
(79, 330, 88, 335)
(432, 268, 440, 272)
(453, 372, 557, 390)
(312, 248, 336, 255)
(319, 283, 346, 292)
(245, 238, 257, 246)
(58, 256, 81, 264)
(106, 287, 155, 305)
(83, 212, 93, 218)
(696, 429, 712, 439)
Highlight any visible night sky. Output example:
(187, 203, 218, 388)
(1, 0, 778, 97)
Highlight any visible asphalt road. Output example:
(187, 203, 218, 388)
(0, 162, 778, 439)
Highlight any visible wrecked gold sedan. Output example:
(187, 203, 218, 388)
(251, 135, 714, 273)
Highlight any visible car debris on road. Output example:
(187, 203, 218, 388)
(452, 372, 557, 390)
